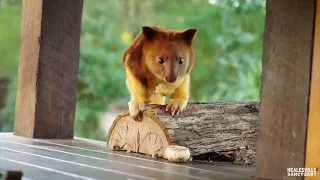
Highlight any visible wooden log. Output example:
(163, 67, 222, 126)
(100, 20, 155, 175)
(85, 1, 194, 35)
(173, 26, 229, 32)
(107, 102, 259, 165)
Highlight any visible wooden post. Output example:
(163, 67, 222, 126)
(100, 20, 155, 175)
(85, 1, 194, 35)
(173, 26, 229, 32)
(256, 0, 317, 179)
(13, 0, 84, 139)
(305, 0, 320, 179)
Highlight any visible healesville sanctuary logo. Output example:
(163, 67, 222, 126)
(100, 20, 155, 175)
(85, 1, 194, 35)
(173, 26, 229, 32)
(287, 168, 317, 177)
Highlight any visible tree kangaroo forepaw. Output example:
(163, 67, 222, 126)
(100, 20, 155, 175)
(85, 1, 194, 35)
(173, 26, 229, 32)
(166, 99, 187, 116)
(128, 99, 145, 121)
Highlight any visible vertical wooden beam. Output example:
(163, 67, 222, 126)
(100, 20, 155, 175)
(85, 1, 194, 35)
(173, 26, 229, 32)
(256, 0, 316, 179)
(305, 0, 320, 179)
(13, 0, 84, 138)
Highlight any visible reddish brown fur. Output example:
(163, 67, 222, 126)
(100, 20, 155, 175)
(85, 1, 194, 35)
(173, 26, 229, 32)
(123, 26, 197, 88)
(123, 26, 197, 119)
(123, 26, 166, 86)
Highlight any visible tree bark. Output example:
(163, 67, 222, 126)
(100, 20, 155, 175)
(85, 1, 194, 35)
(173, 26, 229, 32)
(107, 102, 259, 166)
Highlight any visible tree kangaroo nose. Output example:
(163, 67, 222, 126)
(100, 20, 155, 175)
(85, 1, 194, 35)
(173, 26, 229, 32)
(165, 75, 177, 83)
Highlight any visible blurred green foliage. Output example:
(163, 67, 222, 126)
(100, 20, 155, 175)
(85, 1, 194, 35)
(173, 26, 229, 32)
(0, 0, 20, 132)
(0, 0, 265, 140)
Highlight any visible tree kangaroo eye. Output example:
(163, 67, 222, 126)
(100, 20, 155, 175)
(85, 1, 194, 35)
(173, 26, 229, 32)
(158, 57, 165, 64)
(179, 57, 184, 64)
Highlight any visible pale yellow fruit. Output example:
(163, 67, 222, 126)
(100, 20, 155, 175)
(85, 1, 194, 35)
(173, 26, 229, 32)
(165, 145, 190, 163)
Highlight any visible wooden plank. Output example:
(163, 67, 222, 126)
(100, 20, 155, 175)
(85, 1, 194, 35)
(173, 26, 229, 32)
(1, 133, 255, 176)
(255, 0, 317, 179)
(0, 149, 137, 180)
(305, 0, 320, 179)
(0, 143, 195, 180)
(0, 133, 255, 180)
(13, 0, 83, 138)
(0, 158, 81, 180)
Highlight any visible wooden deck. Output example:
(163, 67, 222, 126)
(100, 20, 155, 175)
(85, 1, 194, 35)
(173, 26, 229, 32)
(0, 133, 255, 180)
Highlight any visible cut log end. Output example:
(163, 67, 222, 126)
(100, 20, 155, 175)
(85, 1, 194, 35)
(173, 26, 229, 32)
(107, 102, 259, 165)
(107, 106, 172, 158)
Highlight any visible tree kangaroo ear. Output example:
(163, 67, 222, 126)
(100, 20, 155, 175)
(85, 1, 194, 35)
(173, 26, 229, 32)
(180, 28, 198, 45)
(142, 26, 160, 41)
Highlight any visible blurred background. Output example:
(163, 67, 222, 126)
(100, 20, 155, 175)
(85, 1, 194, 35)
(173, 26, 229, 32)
(0, 0, 265, 141)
